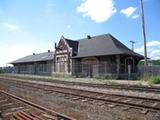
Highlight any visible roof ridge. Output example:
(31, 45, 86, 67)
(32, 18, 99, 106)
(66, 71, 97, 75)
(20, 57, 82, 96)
(29, 51, 54, 56)
(10, 51, 54, 64)
(77, 33, 110, 41)
(65, 38, 76, 42)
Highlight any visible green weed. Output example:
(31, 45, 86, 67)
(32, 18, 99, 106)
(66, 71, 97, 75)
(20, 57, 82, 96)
(149, 75, 160, 84)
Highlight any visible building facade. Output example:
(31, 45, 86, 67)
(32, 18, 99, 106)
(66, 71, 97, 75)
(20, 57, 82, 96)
(11, 51, 54, 75)
(11, 34, 144, 77)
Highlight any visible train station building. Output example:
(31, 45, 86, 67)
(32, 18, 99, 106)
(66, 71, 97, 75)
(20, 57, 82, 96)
(11, 34, 143, 77)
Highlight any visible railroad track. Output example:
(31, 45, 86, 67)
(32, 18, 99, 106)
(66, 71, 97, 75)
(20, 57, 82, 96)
(0, 89, 74, 120)
(0, 77, 160, 115)
(1, 76, 160, 93)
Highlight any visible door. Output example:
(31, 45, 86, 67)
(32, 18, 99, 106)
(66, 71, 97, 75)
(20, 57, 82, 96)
(82, 57, 98, 77)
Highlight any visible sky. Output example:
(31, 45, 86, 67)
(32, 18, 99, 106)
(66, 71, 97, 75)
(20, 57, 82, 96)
(0, 0, 160, 66)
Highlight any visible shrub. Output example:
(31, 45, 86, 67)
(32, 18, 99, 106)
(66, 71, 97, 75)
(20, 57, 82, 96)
(149, 76, 160, 84)
(141, 72, 150, 81)
(0, 70, 4, 74)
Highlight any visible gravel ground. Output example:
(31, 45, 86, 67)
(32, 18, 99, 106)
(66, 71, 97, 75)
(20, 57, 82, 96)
(0, 74, 151, 86)
(0, 76, 160, 120)
(7, 77, 160, 99)
(3, 82, 160, 120)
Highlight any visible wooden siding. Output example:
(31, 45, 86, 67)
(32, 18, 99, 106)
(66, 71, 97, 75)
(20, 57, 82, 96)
(13, 60, 53, 75)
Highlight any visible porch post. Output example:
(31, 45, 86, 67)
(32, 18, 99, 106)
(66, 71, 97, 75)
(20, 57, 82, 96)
(72, 59, 75, 75)
(116, 55, 120, 74)
(18, 64, 20, 74)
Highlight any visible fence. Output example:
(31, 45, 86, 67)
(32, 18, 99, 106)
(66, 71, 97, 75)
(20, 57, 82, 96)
(72, 61, 139, 79)
(0, 67, 14, 73)
(138, 65, 160, 76)
(1, 64, 160, 79)
(72, 62, 160, 79)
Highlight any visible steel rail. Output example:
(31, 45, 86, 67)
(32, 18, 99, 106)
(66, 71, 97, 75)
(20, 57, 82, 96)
(0, 90, 75, 120)
(21, 83, 160, 111)
(1, 78, 160, 112)
(1, 76, 160, 93)
(3, 78, 159, 102)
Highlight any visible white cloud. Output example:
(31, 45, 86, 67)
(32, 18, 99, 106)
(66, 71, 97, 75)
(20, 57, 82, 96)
(4, 23, 19, 31)
(77, 0, 117, 23)
(135, 46, 144, 53)
(120, 7, 137, 17)
(132, 14, 139, 19)
(0, 44, 34, 66)
(135, 41, 160, 60)
(147, 41, 160, 47)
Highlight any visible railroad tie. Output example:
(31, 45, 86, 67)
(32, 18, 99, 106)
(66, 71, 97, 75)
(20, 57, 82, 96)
(13, 111, 41, 120)
(42, 114, 56, 120)
(112, 97, 122, 101)
(108, 104, 116, 108)
(0, 103, 16, 111)
(2, 108, 29, 120)
(29, 112, 45, 120)
(96, 95, 107, 98)
(71, 97, 81, 100)
(81, 98, 89, 102)
(13, 111, 57, 120)
(151, 103, 159, 107)
(140, 109, 148, 114)
(0, 99, 8, 104)
(13, 112, 24, 120)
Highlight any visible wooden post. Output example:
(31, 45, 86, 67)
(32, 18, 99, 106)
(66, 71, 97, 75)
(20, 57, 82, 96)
(116, 55, 120, 74)
(140, 0, 147, 66)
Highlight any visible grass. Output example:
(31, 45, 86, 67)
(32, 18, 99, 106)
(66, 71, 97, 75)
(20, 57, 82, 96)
(94, 76, 108, 80)
(52, 73, 71, 80)
(149, 75, 160, 84)
(141, 73, 150, 81)
(2, 73, 160, 86)
(140, 72, 160, 85)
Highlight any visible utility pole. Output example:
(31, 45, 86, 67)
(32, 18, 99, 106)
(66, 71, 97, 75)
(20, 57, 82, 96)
(130, 40, 135, 51)
(140, 0, 147, 66)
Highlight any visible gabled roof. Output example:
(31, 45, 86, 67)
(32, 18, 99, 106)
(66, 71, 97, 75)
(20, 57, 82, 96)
(71, 34, 143, 59)
(10, 52, 54, 64)
(10, 33, 143, 64)
(65, 38, 79, 56)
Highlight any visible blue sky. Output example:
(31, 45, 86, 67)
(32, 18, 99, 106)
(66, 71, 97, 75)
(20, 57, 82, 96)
(0, 0, 160, 66)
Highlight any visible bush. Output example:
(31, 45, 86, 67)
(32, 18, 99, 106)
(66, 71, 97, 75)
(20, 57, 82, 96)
(149, 75, 160, 84)
(141, 72, 150, 81)
(0, 69, 4, 74)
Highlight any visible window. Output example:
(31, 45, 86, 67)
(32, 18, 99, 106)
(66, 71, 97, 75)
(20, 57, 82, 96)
(57, 57, 59, 61)
(37, 63, 47, 72)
